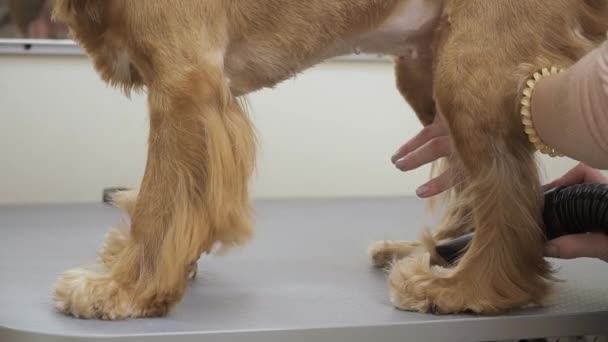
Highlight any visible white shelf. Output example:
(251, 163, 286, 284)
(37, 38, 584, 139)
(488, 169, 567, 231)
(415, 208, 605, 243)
(0, 39, 82, 55)
(0, 39, 391, 62)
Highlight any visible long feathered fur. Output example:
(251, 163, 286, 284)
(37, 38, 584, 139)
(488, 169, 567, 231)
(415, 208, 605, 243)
(51, 0, 608, 319)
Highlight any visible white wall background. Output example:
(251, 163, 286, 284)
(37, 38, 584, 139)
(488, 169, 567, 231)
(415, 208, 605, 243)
(0, 54, 591, 205)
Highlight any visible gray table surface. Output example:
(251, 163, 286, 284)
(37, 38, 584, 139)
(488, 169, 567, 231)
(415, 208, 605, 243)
(1, 197, 608, 342)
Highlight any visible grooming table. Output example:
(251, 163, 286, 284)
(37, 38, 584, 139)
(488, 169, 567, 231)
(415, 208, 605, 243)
(1, 198, 607, 342)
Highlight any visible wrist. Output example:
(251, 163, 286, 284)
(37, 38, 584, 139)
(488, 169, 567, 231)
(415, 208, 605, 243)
(520, 67, 566, 157)
(529, 69, 569, 151)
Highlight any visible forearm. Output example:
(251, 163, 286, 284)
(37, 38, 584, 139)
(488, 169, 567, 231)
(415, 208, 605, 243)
(531, 41, 608, 169)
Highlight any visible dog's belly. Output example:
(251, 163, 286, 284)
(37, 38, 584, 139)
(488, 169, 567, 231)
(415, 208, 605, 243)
(225, 0, 442, 96)
(323, 0, 441, 59)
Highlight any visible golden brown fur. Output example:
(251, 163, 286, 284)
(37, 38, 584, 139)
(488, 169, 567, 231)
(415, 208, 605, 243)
(385, 0, 608, 313)
(52, 0, 608, 319)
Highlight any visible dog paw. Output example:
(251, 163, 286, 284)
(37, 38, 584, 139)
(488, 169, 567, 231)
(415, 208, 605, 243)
(54, 268, 171, 320)
(388, 253, 545, 314)
(388, 254, 468, 314)
(368, 240, 419, 268)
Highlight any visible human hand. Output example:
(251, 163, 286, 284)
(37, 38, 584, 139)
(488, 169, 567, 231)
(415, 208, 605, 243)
(545, 233, 608, 261)
(543, 163, 608, 190)
(391, 114, 460, 198)
(544, 163, 608, 261)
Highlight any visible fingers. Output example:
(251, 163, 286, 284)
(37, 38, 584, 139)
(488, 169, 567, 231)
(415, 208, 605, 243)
(553, 163, 590, 187)
(416, 167, 460, 198)
(543, 163, 587, 190)
(394, 136, 452, 172)
(545, 233, 608, 261)
(391, 114, 459, 198)
(391, 119, 448, 164)
(543, 163, 608, 190)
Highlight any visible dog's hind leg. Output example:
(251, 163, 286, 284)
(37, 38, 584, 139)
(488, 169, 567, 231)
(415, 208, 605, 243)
(388, 1, 553, 314)
(395, 45, 474, 243)
(368, 54, 438, 268)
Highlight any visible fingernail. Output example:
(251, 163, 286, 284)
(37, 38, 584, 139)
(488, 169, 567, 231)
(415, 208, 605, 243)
(391, 153, 401, 164)
(416, 185, 429, 197)
(544, 243, 558, 257)
(395, 158, 407, 170)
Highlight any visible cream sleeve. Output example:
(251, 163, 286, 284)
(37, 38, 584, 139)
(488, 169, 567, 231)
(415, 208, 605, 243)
(531, 41, 608, 169)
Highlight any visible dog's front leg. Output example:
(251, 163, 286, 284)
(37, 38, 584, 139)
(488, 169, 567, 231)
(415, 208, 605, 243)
(54, 57, 256, 319)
